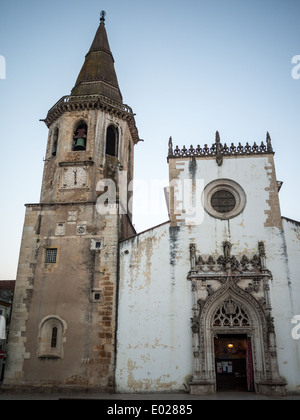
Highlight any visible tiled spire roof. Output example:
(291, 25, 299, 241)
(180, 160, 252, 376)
(71, 12, 123, 102)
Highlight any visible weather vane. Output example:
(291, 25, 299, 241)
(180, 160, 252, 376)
(100, 10, 106, 22)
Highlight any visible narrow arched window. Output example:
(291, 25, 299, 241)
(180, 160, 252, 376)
(52, 127, 59, 156)
(105, 125, 118, 157)
(38, 316, 66, 358)
(73, 121, 87, 151)
(51, 327, 58, 348)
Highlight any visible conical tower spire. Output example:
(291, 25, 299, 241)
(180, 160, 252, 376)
(71, 11, 123, 102)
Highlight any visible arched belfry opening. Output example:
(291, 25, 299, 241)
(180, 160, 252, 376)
(72, 121, 87, 151)
(187, 241, 286, 396)
(105, 124, 118, 157)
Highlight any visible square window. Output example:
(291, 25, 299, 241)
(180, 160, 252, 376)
(45, 248, 57, 263)
(90, 288, 103, 303)
(90, 239, 103, 251)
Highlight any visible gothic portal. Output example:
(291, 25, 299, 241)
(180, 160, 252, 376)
(188, 241, 285, 395)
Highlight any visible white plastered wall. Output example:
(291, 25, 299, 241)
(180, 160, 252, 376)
(116, 155, 300, 393)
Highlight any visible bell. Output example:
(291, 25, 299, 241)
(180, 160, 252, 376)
(73, 137, 86, 150)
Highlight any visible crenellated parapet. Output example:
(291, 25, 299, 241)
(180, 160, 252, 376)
(168, 131, 274, 165)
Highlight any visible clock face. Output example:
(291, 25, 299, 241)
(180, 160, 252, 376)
(63, 166, 87, 188)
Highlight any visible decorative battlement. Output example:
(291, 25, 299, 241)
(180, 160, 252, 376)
(168, 131, 274, 166)
(41, 93, 140, 144)
(43, 94, 133, 125)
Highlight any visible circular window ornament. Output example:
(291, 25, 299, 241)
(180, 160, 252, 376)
(203, 179, 246, 219)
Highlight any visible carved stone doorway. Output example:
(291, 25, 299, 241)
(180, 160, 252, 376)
(188, 241, 287, 396)
(214, 334, 254, 392)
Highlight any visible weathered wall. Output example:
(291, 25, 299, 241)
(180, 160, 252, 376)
(116, 154, 300, 393)
(4, 205, 40, 384)
(4, 202, 121, 390)
(117, 223, 193, 393)
(271, 217, 300, 392)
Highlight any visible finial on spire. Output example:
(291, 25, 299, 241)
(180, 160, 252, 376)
(100, 10, 106, 22)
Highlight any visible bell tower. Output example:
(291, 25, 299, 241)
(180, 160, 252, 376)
(40, 10, 138, 211)
(4, 13, 140, 392)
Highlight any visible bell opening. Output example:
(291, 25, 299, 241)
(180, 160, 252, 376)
(73, 138, 86, 150)
(72, 123, 87, 151)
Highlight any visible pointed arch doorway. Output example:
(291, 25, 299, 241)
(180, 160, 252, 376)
(189, 276, 267, 395)
(188, 242, 287, 396)
(198, 287, 263, 395)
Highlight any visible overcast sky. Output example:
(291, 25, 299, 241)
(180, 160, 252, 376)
(1, 0, 300, 279)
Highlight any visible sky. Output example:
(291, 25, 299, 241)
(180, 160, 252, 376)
(0, 0, 300, 280)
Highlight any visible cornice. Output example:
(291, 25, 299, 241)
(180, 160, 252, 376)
(41, 94, 140, 144)
(58, 160, 94, 167)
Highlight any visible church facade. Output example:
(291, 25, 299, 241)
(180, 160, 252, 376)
(4, 14, 300, 395)
(117, 135, 300, 395)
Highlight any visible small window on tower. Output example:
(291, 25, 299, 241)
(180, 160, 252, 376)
(105, 125, 118, 157)
(72, 122, 87, 151)
(90, 288, 103, 303)
(45, 248, 57, 263)
(51, 327, 58, 348)
(52, 127, 59, 157)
